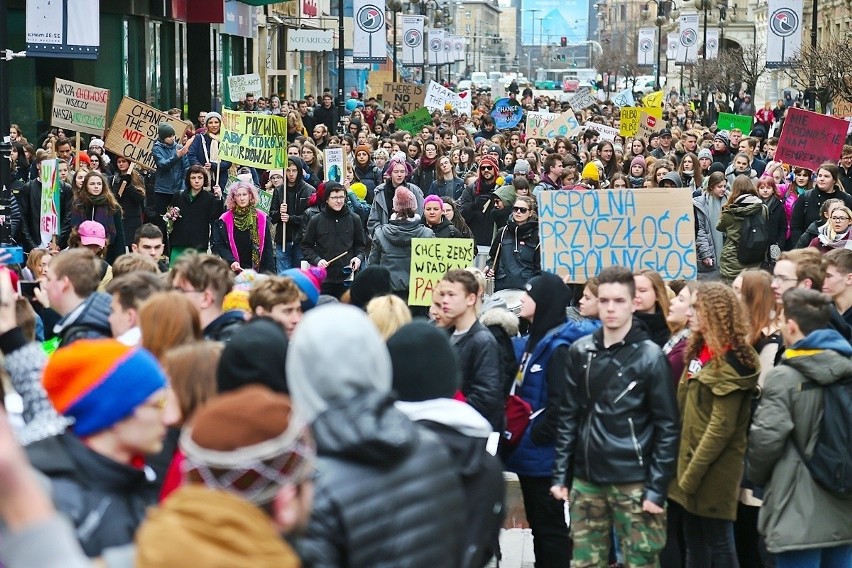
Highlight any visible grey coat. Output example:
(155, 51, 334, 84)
(368, 215, 434, 291)
(367, 182, 424, 237)
(693, 191, 727, 273)
(747, 345, 852, 553)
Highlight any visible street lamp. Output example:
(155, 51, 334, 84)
(387, 0, 403, 82)
(643, 1, 675, 91)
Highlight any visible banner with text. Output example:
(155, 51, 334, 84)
(766, 0, 802, 68)
(775, 107, 847, 171)
(105, 97, 189, 170)
(38, 159, 61, 248)
(637, 111, 666, 139)
(408, 238, 476, 306)
(219, 110, 288, 170)
(620, 107, 663, 137)
(424, 81, 471, 115)
(706, 28, 719, 59)
(637, 28, 656, 66)
(227, 73, 263, 103)
(382, 82, 426, 113)
(593, 123, 620, 142)
(353, 0, 387, 62)
(525, 112, 560, 139)
(401, 16, 425, 66)
(567, 88, 597, 112)
(397, 107, 434, 134)
(539, 189, 697, 282)
(51, 78, 110, 136)
(676, 12, 699, 64)
(427, 28, 443, 65)
(324, 147, 346, 182)
(717, 112, 753, 133)
(26, 0, 99, 59)
(542, 110, 582, 139)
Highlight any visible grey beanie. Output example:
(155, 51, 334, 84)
(157, 123, 176, 141)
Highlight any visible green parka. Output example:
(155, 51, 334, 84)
(716, 194, 766, 282)
(669, 348, 760, 520)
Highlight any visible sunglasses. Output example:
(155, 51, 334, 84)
(479, 166, 494, 171)
(513, 206, 529, 213)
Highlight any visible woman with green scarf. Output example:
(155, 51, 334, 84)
(211, 181, 275, 273)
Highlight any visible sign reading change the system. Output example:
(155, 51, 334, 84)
(219, 110, 288, 170)
(51, 79, 110, 135)
(105, 97, 188, 170)
(538, 189, 697, 282)
(408, 238, 475, 306)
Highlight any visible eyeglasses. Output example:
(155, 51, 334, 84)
(772, 275, 799, 284)
(479, 166, 494, 171)
(512, 206, 529, 213)
(270, 174, 283, 179)
(831, 216, 850, 221)
(328, 196, 346, 201)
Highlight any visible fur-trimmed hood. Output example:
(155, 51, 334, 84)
(480, 307, 519, 337)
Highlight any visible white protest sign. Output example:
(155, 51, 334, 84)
(592, 123, 619, 142)
(324, 147, 346, 182)
(525, 111, 560, 139)
(227, 73, 263, 103)
(567, 88, 597, 112)
(424, 81, 470, 115)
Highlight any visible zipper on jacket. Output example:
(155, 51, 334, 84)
(613, 380, 638, 404)
(513, 225, 519, 252)
(584, 351, 593, 479)
(628, 417, 644, 467)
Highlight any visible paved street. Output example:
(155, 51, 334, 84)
(488, 473, 537, 568)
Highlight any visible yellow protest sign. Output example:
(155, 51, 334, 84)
(408, 238, 475, 306)
(642, 90, 664, 109)
(620, 107, 662, 137)
(539, 189, 697, 282)
(219, 110, 288, 169)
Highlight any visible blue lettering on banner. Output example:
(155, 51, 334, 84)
(538, 190, 697, 282)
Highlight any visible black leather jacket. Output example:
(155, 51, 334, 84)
(551, 322, 680, 506)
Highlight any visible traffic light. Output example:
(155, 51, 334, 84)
(560, 36, 567, 47)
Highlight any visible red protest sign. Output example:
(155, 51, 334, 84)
(776, 108, 847, 171)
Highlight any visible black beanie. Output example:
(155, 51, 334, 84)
(216, 317, 289, 394)
(707, 161, 726, 176)
(323, 181, 344, 202)
(525, 273, 570, 353)
(388, 322, 461, 402)
(349, 265, 392, 309)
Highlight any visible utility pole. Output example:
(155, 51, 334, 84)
(808, 0, 817, 111)
(337, 0, 345, 134)
(0, 0, 13, 246)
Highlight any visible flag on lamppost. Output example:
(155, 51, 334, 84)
(442, 34, 452, 65)
(427, 28, 443, 65)
(705, 28, 719, 59)
(637, 28, 656, 66)
(666, 32, 679, 60)
(353, 0, 387, 63)
(766, 0, 802, 68)
(401, 16, 425, 66)
(453, 36, 465, 62)
(676, 12, 699, 65)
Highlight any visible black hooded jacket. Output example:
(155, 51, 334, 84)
(551, 320, 679, 506)
(269, 156, 315, 246)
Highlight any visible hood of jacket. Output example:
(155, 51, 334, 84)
(480, 307, 520, 337)
(285, 156, 307, 187)
(591, 317, 652, 349)
(784, 329, 852, 386)
(394, 398, 492, 439)
(728, 194, 764, 218)
(696, 350, 760, 396)
(312, 390, 418, 466)
(54, 292, 113, 338)
(382, 215, 429, 246)
(493, 184, 517, 208)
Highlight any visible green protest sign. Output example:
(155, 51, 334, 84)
(396, 107, 433, 134)
(717, 112, 753, 133)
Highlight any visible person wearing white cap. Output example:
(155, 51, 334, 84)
(187, 111, 231, 189)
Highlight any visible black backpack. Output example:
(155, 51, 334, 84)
(737, 205, 769, 265)
(794, 377, 852, 497)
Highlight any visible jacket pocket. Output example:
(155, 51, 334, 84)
(628, 417, 644, 467)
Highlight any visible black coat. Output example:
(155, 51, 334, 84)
(458, 180, 499, 247)
(448, 319, 505, 430)
(551, 322, 680, 506)
(110, 173, 146, 242)
(487, 220, 540, 292)
(426, 218, 462, 239)
(764, 195, 787, 257)
(301, 204, 367, 284)
(269, 177, 314, 246)
(353, 162, 382, 200)
(26, 432, 159, 557)
(53, 292, 113, 347)
(789, 188, 852, 247)
(168, 189, 224, 251)
(296, 391, 465, 568)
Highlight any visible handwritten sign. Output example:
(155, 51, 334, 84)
(219, 110, 288, 170)
(51, 78, 109, 135)
(408, 238, 476, 306)
(38, 159, 61, 247)
(105, 97, 189, 170)
(538, 189, 697, 282)
(832, 97, 852, 118)
(491, 98, 524, 129)
(776, 107, 848, 171)
(717, 112, 753, 133)
(592, 123, 620, 142)
(324, 147, 345, 182)
(542, 110, 581, 139)
(227, 73, 262, 103)
(619, 107, 663, 137)
(424, 81, 471, 116)
(396, 107, 433, 134)
(382, 82, 426, 113)
(637, 111, 665, 139)
(567, 88, 597, 112)
(525, 112, 560, 139)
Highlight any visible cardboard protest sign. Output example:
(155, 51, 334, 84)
(227, 73, 262, 103)
(105, 97, 188, 170)
(324, 147, 346, 182)
(424, 81, 471, 115)
(593, 123, 620, 142)
(542, 110, 581, 139)
(51, 78, 110, 135)
(637, 111, 665, 139)
(717, 112, 753, 133)
(538, 189, 697, 282)
(38, 159, 61, 247)
(567, 88, 597, 112)
(396, 107, 433, 134)
(831, 97, 852, 118)
(525, 112, 560, 139)
(619, 107, 663, 137)
(408, 238, 476, 306)
(491, 98, 524, 129)
(219, 110, 288, 170)
(775, 107, 848, 171)
(382, 82, 426, 113)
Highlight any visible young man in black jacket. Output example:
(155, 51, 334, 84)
(269, 157, 314, 273)
(550, 265, 679, 568)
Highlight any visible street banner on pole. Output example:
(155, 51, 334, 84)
(775, 108, 848, 171)
(766, 0, 803, 68)
(453, 36, 465, 62)
(666, 32, 678, 60)
(105, 97, 188, 170)
(637, 28, 656, 66)
(219, 110, 288, 170)
(705, 28, 719, 59)
(427, 29, 442, 65)
(676, 12, 699, 65)
(51, 79, 110, 136)
(26, 0, 100, 59)
(353, 0, 387, 63)
(401, 16, 425, 66)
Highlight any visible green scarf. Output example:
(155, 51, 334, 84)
(232, 206, 260, 270)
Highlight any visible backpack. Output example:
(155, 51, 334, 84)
(737, 205, 769, 265)
(794, 377, 852, 497)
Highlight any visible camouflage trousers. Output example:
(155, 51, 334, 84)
(569, 478, 666, 568)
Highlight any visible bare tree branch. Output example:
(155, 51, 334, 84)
(784, 32, 852, 111)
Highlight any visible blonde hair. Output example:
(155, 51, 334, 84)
(366, 295, 412, 340)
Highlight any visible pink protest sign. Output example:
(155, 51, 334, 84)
(776, 108, 848, 171)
